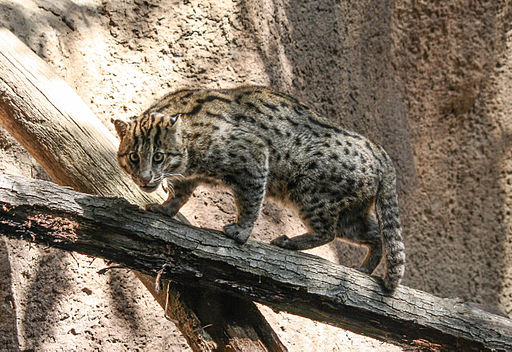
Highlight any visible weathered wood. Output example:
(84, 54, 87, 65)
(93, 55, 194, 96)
(1, 172, 511, 352)
(0, 28, 286, 352)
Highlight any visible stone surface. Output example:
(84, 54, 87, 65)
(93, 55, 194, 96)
(392, 0, 512, 311)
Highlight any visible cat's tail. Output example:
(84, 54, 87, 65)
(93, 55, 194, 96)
(375, 161, 405, 291)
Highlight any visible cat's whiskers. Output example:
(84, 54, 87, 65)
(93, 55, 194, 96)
(159, 173, 182, 197)
(163, 179, 176, 197)
(164, 172, 185, 180)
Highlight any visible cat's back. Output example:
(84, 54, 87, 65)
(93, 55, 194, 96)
(145, 86, 388, 170)
(147, 86, 347, 138)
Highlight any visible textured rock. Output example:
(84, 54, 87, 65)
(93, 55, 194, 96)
(392, 0, 512, 313)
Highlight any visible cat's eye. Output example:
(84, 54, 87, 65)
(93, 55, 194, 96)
(153, 152, 165, 164)
(128, 152, 139, 163)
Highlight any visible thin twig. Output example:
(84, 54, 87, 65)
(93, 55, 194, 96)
(97, 265, 126, 275)
(69, 252, 80, 267)
(193, 324, 213, 333)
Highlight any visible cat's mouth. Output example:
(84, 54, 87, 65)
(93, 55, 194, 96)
(139, 182, 160, 193)
(139, 183, 160, 193)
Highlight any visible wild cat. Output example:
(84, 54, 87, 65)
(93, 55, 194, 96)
(114, 86, 405, 290)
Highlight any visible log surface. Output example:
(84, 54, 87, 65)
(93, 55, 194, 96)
(1, 172, 511, 352)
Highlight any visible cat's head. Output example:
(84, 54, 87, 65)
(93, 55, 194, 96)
(113, 112, 188, 193)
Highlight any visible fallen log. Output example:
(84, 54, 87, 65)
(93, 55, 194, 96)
(1, 172, 511, 352)
(0, 28, 285, 352)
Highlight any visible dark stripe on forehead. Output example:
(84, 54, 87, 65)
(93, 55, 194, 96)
(153, 124, 161, 148)
(132, 120, 140, 149)
(140, 113, 151, 129)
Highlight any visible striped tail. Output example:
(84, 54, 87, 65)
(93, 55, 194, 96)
(376, 163, 406, 291)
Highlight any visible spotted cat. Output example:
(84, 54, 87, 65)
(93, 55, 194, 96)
(114, 86, 405, 290)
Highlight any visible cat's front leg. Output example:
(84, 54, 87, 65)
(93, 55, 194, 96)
(146, 179, 197, 217)
(222, 144, 269, 244)
(223, 175, 267, 244)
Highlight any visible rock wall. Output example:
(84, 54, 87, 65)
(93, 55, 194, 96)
(0, 0, 511, 350)
(392, 0, 512, 311)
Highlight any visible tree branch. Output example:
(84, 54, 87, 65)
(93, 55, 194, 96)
(1, 172, 511, 352)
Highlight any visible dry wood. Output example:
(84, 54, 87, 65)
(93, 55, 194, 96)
(1, 171, 511, 352)
(0, 28, 285, 352)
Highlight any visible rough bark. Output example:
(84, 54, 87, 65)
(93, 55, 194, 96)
(1, 172, 511, 352)
(0, 28, 286, 352)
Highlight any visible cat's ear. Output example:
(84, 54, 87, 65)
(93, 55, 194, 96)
(150, 112, 181, 126)
(112, 119, 128, 139)
(169, 113, 181, 125)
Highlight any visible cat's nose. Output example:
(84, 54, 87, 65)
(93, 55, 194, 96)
(139, 172, 152, 185)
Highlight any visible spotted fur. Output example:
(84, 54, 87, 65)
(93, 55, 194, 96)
(114, 86, 405, 290)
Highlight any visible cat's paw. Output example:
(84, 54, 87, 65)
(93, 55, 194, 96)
(145, 203, 178, 217)
(223, 223, 251, 244)
(270, 235, 291, 248)
(145, 203, 162, 212)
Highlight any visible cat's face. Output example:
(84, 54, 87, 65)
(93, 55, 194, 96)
(114, 112, 188, 193)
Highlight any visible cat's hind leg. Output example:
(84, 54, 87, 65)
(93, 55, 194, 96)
(271, 199, 338, 250)
(337, 204, 382, 275)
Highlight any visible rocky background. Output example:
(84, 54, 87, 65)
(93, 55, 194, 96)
(0, 0, 511, 351)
